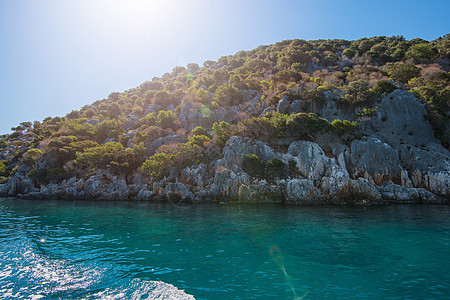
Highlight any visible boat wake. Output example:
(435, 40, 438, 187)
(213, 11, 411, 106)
(0, 242, 194, 299)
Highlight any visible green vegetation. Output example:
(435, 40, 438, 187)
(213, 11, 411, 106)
(1, 34, 448, 187)
(243, 154, 287, 180)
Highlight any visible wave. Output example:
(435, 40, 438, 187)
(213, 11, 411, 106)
(0, 242, 194, 300)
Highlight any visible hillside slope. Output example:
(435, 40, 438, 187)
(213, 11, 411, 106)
(1, 35, 449, 204)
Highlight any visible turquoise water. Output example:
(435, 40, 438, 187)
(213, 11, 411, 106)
(0, 198, 449, 299)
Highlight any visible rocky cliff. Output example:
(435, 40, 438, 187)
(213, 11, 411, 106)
(2, 90, 448, 205)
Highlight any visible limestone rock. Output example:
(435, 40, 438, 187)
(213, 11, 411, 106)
(287, 140, 338, 181)
(348, 137, 403, 185)
(380, 184, 441, 203)
(399, 146, 450, 197)
(147, 135, 186, 156)
(276, 95, 290, 114)
(284, 179, 323, 204)
(237, 181, 283, 203)
(153, 182, 194, 201)
(362, 90, 438, 148)
(144, 103, 162, 115)
(289, 100, 304, 114)
(210, 168, 250, 200)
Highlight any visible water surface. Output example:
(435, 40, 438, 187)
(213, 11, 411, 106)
(1, 198, 449, 299)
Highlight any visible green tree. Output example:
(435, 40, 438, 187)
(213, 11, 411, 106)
(385, 62, 420, 83)
(405, 43, 437, 63)
(213, 84, 243, 106)
(212, 121, 231, 147)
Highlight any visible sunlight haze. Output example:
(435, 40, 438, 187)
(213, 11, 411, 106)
(0, 0, 448, 134)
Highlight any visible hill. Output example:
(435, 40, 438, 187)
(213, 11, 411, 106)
(1, 34, 449, 204)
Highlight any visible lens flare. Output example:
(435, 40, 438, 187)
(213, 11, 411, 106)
(270, 245, 309, 300)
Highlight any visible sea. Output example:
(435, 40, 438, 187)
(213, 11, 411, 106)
(0, 198, 449, 299)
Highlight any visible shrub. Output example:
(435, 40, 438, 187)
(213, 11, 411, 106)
(405, 43, 437, 63)
(264, 158, 286, 179)
(75, 142, 137, 174)
(212, 121, 231, 147)
(372, 80, 396, 94)
(385, 62, 420, 83)
(157, 110, 177, 130)
(142, 152, 172, 180)
(271, 70, 303, 84)
(187, 134, 211, 147)
(342, 48, 356, 58)
(355, 107, 377, 118)
(341, 80, 376, 103)
(191, 126, 209, 137)
(243, 154, 265, 177)
(0, 161, 9, 176)
(154, 90, 170, 106)
(234, 117, 277, 141)
(286, 113, 332, 140)
(331, 119, 358, 133)
(213, 84, 243, 106)
(139, 112, 158, 126)
(25, 148, 43, 166)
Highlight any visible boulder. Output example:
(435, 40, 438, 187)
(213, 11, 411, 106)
(287, 140, 338, 181)
(144, 103, 162, 115)
(146, 135, 186, 156)
(348, 137, 403, 185)
(153, 182, 194, 202)
(284, 179, 323, 204)
(237, 180, 283, 203)
(289, 100, 304, 114)
(276, 95, 290, 114)
(362, 90, 438, 148)
(210, 168, 250, 201)
(380, 184, 441, 203)
(399, 146, 450, 197)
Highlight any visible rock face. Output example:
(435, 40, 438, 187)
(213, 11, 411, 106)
(348, 137, 403, 185)
(276, 95, 290, 114)
(363, 90, 439, 149)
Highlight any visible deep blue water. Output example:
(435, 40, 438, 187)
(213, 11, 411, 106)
(0, 198, 449, 299)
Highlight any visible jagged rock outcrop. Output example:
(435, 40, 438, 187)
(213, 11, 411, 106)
(276, 95, 290, 114)
(146, 135, 186, 156)
(348, 137, 403, 185)
(284, 179, 322, 204)
(153, 181, 194, 202)
(362, 90, 439, 149)
(399, 146, 450, 197)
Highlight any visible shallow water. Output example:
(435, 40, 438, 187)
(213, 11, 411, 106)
(0, 198, 449, 299)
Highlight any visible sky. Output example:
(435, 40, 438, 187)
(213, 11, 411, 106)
(0, 0, 449, 134)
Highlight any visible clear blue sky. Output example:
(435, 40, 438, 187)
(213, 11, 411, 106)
(1, 0, 449, 134)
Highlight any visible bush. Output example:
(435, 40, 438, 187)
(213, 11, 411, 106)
(405, 43, 437, 63)
(213, 84, 243, 106)
(157, 110, 178, 130)
(243, 154, 265, 177)
(342, 48, 356, 58)
(355, 107, 377, 118)
(212, 121, 231, 147)
(187, 134, 211, 147)
(286, 113, 332, 140)
(372, 80, 396, 94)
(191, 126, 209, 137)
(75, 142, 137, 174)
(264, 159, 286, 179)
(385, 62, 420, 83)
(154, 90, 170, 106)
(331, 119, 358, 134)
(0, 161, 9, 177)
(341, 80, 376, 103)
